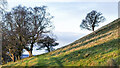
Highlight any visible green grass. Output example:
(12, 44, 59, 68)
(2, 18, 120, 67)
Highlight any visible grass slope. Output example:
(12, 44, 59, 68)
(2, 18, 120, 67)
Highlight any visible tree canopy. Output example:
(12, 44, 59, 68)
(37, 35, 59, 52)
(80, 10, 105, 31)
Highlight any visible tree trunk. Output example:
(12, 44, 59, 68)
(8, 49, 16, 62)
(24, 48, 33, 57)
(28, 51, 32, 57)
(15, 56, 17, 61)
(92, 25, 96, 34)
(2, 57, 6, 64)
(18, 50, 22, 60)
(11, 54, 15, 62)
(92, 26, 94, 31)
(16, 55, 20, 60)
(18, 56, 21, 60)
(47, 46, 50, 52)
(28, 43, 34, 57)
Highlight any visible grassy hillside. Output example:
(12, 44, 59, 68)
(2, 18, 120, 67)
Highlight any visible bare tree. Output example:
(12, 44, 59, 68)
(1, 24, 23, 62)
(1, 5, 54, 57)
(0, 0, 7, 64)
(25, 6, 54, 56)
(80, 10, 105, 31)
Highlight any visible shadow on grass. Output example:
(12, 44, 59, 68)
(51, 22, 118, 56)
(35, 55, 64, 68)
(52, 32, 113, 56)
(50, 57, 64, 67)
(58, 38, 120, 65)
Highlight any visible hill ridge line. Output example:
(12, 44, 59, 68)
(52, 18, 120, 52)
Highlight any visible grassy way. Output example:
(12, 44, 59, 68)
(2, 18, 120, 67)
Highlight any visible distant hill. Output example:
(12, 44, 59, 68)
(2, 18, 120, 67)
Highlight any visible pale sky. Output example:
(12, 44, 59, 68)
(7, 0, 118, 55)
